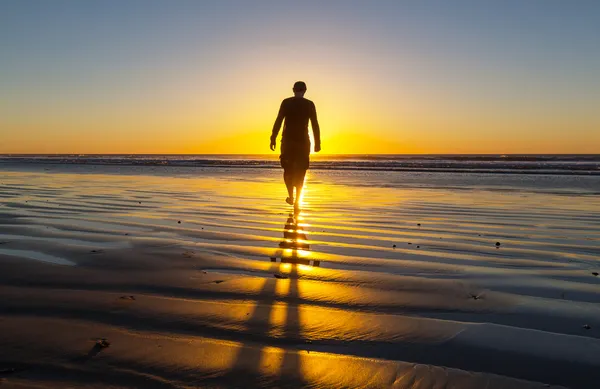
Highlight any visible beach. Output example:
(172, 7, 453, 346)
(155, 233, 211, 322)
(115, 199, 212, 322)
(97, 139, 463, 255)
(0, 158, 599, 388)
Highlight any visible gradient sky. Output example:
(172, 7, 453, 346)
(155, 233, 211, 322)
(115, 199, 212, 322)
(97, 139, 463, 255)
(1, 0, 599, 154)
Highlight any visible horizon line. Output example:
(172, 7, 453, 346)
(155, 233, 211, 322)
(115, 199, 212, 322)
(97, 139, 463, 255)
(2, 153, 599, 156)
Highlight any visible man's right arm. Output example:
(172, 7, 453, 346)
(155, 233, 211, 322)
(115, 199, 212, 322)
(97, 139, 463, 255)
(270, 100, 286, 147)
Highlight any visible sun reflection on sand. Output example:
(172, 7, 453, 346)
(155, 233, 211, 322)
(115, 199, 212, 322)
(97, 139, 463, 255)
(219, 174, 323, 384)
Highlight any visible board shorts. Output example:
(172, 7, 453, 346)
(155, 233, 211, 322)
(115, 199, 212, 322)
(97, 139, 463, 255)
(280, 140, 311, 171)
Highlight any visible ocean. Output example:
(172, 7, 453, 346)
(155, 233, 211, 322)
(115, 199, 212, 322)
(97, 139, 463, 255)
(1, 154, 599, 175)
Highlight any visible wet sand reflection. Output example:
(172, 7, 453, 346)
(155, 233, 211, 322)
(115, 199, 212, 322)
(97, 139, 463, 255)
(222, 208, 319, 385)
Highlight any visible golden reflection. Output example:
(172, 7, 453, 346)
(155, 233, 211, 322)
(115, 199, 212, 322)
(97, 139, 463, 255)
(257, 346, 286, 376)
(275, 278, 290, 296)
(222, 201, 319, 384)
(272, 209, 321, 267)
(267, 302, 288, 338)
(297, 264, 312, 272)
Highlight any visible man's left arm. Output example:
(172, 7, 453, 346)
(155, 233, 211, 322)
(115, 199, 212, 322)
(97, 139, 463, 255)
(310, 102, 321, 152)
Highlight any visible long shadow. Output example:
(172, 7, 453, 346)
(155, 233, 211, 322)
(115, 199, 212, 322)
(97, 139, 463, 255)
(217, 208, 316, 387)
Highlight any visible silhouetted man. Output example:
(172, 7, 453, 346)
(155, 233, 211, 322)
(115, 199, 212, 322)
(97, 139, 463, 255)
(270, 81, 321, 207)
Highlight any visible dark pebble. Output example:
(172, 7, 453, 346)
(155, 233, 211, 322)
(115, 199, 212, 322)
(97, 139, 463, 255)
(178, 221, 181, 224)
(274, 274, 288, 279)
(417, 246, 420, 248)
(408, 242, 412, 245)
(392, 244, 396, 248)
(96, 339, 110, 348)
(417, 223, 421, 226)
(583, 324, 591, 330)
(214, 280, 224, 284)
(592, 272, 599, 276)
(495, 242, 501, 246)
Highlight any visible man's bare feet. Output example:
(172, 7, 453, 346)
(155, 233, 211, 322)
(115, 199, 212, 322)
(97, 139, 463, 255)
(286, 197, 294, 205)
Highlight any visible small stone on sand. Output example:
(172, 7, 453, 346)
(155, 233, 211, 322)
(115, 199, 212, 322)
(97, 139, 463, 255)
(392, 244, 396, 248)
(417, 245, 420, 248)
(119, 295, 135, 300)
(95, 338, 110, 348)
(274, 274, 288, 279)
(178, 220, 181, 224)
(592, 272, 598, 276)
(495, 242, 501, 246)
(214, 280, 224, 284)
(583, 324, 591, 330)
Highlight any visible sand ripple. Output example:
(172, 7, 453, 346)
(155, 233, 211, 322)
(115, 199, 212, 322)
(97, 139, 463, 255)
(0, 167, 599, 388)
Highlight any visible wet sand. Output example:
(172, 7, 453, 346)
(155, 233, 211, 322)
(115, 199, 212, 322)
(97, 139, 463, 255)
(0, 165, 599, 388)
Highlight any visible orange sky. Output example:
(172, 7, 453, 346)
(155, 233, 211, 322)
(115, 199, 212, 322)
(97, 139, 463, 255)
(1, 2, 599, 154)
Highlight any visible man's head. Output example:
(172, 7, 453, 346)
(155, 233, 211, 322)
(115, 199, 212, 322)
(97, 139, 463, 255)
(293, 81, 306, 97)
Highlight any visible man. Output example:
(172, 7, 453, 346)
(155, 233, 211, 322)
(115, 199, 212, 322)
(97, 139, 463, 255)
(270, 81, 321, 207)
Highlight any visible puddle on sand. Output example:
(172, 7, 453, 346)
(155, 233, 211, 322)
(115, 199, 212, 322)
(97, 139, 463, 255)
(0, 248, 75, 266)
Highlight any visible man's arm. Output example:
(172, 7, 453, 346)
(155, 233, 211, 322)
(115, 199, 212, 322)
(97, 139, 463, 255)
(310, 101, 321, 152)
(270, 100, 286, 150)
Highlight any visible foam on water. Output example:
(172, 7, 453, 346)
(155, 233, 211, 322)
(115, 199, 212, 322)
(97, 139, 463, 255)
(1, 153, 599, 175)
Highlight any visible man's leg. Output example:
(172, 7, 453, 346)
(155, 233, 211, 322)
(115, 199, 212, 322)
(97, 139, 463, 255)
(281, 148, 295, 205)
(293, 168, 307, 207)
(284, 169, 294, 205)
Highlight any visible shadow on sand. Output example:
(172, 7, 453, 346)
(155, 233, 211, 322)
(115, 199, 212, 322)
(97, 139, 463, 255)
(214, 208, 318, 387)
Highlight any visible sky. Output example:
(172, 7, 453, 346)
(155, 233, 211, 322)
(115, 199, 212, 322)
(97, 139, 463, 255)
(1, 0, 599, 154)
